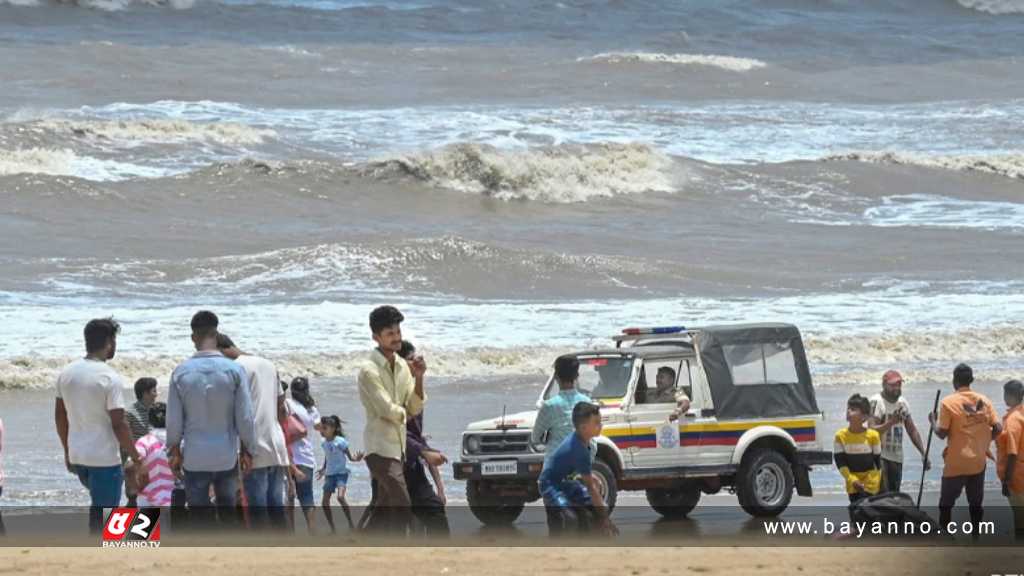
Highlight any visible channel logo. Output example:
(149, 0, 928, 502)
(102, 508, 161, 548)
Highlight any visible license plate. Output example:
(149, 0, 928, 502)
(481, 460, 518, 476)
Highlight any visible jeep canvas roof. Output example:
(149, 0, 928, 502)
(696, 323, 819, 420)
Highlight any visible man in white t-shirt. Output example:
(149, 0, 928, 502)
(218, 334, 290, 530)
(54, 318, 142, 533)
(868, 369, 929, 493)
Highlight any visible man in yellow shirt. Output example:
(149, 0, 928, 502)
(834, 394, 882, 507)
(929, 363, 1001, 532)
(358, 305, 426, 534)
(997, 379, 1024, 539)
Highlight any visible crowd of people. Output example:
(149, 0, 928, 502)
(47, 306, 450, 536)
(834, 365, 1024, 538)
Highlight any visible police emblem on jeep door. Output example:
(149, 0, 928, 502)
(657, 423, 679, 449)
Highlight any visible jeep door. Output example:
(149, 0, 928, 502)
(625, 356, 708, 469)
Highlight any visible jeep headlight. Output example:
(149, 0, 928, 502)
(531, 441, 546, 453)
(464, 435, 482, 455)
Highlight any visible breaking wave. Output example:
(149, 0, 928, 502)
(3, 327, 1022, 389)
(34, 118, 275, 146)
(368, 142, 686, 202)
(955, 0, 1024, 15)
(33, 236, 696, 300)
(0, 147, 168, 180)
(578, 52, 767, 72)
(825, 151, 1024, 180)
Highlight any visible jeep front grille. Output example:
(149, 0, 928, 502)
(479, 432, 532, 454)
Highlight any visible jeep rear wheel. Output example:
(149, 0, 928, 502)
(646, 483, 700, 519)
(591, 460, 618, 513)
(466, 480, 526, 526)
(735, 449, 794, 517)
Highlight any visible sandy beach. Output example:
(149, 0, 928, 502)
(1, 546, 1021, 576)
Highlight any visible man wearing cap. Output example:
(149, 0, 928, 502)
(868, 370, 929, 493)
(929, 363, 1002, 532)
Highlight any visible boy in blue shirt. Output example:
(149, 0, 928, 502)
(317, 415, 364, 532)
(539, 402, 617, 536)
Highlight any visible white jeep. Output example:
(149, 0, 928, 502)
(453, 323, 832, 525)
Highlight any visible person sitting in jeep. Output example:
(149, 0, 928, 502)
(644, 366, 691, 420)
(540, 402, 617, 536)
(531, 356, 591, 460)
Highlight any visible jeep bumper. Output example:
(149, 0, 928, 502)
(453, 456, 545, 481)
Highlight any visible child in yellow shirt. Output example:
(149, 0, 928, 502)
(834, 394, 883, 504)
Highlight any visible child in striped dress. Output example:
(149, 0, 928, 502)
(132, 402, 174, 507)
(835, 394, 883, 504)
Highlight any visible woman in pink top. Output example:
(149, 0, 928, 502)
(132, 403, 174, 507)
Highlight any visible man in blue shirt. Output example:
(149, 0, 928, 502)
(539, 402, 616, 536)
(531, 356, 591, 460)
(167, 310, 256, 527)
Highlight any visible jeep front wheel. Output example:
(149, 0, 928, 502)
(466, 480, 526, 526)
(590, 460, 618, 513)
(646, 483, 700, 519)
(735, 449, 794, 517)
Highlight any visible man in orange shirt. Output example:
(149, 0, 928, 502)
(929, 363, 1001, 532)
(997, 379, 1024, 539)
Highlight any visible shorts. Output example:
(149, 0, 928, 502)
(322, 472, 350, 496)
(294, 465, 315, 509)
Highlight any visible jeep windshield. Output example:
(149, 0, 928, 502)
(544, 356, 633, 401)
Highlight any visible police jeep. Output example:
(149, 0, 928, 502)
(453, 323, 832, 525)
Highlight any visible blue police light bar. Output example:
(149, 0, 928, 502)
(621, 326, 686, 336)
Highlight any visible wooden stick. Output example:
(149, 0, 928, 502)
(917, 390, 942, 509)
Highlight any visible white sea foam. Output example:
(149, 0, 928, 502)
(956, 0, 1024, 15)
(36, 118, 275, 146)
(2, 325, 1022, 390)
(258, 45, 323, 58)
(828, 151, 1024, 181)
(2, 281, 1024, 389)
(0, 147, 169, 180)
(863, 194, 1024, 231)
(579, 52, 767, 72)
(72, 0, 194, 10)
(372, 142, 684, 202)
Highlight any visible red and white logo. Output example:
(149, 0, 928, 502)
(102, 508, 161, 548)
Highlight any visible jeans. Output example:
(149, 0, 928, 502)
(74, 464, 124, 534)
(881, 458, 903, 493)
(184, 468, 239, 528)
(243, 466, 287, 530)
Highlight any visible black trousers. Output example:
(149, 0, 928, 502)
(939, 471, 985, 529)
(405, 461, 450, 537)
